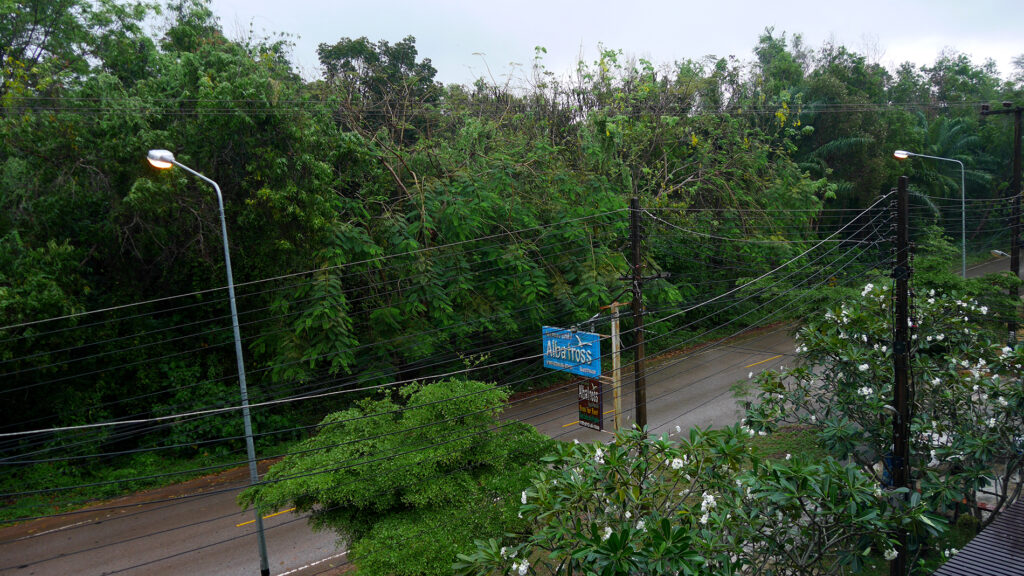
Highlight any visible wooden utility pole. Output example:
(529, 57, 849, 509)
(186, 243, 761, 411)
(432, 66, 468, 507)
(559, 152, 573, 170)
(890, 176, 911, 576)
(630, 197, 648, 431)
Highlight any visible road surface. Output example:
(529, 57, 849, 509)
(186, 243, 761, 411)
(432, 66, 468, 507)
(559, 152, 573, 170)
(1, 257, 1015, 575)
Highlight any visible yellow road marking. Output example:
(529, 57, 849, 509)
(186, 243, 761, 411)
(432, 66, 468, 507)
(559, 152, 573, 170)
(562, 410, 614, 428)
(744, 354, 783, 369)
(236, 507, 295, 527)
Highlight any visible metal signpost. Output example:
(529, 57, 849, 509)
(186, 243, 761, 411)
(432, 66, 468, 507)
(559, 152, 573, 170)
(542, 326, 603, 430)
(577, 379, 603, 430)
(542, 326, 602, 378)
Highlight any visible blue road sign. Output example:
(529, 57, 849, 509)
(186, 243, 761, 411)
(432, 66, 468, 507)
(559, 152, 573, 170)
(542, 326, 601, 378)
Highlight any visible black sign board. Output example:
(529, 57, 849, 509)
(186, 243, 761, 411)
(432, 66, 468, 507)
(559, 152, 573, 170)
(577, 379, 603, 430)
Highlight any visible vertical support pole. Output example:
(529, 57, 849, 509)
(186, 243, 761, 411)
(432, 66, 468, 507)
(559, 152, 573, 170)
(630, 197, 648, 432)
(611, 302, 622, 431)
(890, 176, 911, 576)
(172, 160, 269, 576)
(1010, 107, 1022, 345)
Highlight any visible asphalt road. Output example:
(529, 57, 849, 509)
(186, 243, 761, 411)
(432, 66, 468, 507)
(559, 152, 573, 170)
(1, 256, 1015, 575)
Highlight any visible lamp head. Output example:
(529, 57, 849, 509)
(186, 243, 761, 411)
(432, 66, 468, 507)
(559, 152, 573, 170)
(147, 149, 175, 169)
(893, 150, 911, 160)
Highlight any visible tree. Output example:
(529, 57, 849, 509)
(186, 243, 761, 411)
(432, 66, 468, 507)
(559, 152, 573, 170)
(456, 426, 939, 576)
(744, 260, 1024, 533)
(240, 379, 551, 576)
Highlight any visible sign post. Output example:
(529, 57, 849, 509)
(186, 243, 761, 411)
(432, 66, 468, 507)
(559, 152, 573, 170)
(542, 326, 603, 430)
(577, 379, 603, 430)
(542, 326, 601, 378)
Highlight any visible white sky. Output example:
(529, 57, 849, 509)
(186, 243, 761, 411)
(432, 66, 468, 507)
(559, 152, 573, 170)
(209, 0, 1024, 86)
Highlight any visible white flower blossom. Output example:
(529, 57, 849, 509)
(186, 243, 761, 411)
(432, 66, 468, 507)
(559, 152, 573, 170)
(988, 418, 997, 428)
(981, 306, 988, 315)
(884, 549, 898, 561)
(699, 512, 709, 525)
(512, 559, 529, 576)
(998, 396, 1008, 407)
(500, 546, 510, 559)
(858, 386, 873, 397)
(521, 491, 528, 504)
(671, 458, 684, 470)
(625, 511, 632, 519)
(602, 526, 612, 541)
(1003, 346, 1013, 356)
(785, 453, 791, 460)
(594, 448, 605, 465)
(636, 519, 646, 531)
(858, 363, 870, 372)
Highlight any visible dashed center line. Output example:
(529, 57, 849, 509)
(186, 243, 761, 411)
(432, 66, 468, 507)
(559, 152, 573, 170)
(236, 507, 295, 527)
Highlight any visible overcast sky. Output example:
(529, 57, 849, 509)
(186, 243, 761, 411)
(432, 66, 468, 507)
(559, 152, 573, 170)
(208, 0, 1024, 86)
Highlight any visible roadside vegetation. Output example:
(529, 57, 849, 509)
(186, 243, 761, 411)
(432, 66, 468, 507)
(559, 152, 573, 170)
(3, 1, 1024, 574)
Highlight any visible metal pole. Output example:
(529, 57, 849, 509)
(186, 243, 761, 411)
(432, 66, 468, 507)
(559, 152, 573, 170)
(961, 165, 966, 279)
(629, 197, 647, 431)
(611, 302, 622, 431)
(896, 152, 965, 277)
(890, 176, 911, 576)
(171, 160, 270, 576)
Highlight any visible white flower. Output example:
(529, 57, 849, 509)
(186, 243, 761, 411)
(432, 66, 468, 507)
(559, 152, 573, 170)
(521, 490, 528, 504)
(573, 438, 579, 444)
(636, 519, 646, 531)
(1003, 346, 1013, 356)
(675, 425, 682, 434)
(873, 486, 883, 498)
(810, 415, 817, 423)
(701, 492, 717, 512)
(602, 526, 612, 541)
(748, 371, 754, 379)
(858, 386, 873, 397)
(500, 546, 510, 559)
(699, 512, 709, 525)
(932, 377, 942, 386)
(512, 559, 529, 576)
(944, 548, 959, 558)
(862, 283, 874, 297)
(785, 453, 791, 460)
(884, 549, 898, 561)
(671, 458, 684, 470)
(998, 396, 1008, 407)
(858, 363, 870, 372)
(936, 334, 944, 341)
(625, 510, 632, 519)
(981, 306, 989, 315)
(758, 430, 767, 436)
(594, 448, 605, 465)
(988, 418, 997, 428)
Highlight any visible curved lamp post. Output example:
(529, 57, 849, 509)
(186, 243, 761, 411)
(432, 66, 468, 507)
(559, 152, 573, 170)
(893, 150, 966, 278)
(147, 150, 270, 576)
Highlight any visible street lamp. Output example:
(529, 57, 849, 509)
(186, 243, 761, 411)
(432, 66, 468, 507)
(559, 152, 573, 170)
(893, 150, 967, 278)
(146, 149, 270, 576)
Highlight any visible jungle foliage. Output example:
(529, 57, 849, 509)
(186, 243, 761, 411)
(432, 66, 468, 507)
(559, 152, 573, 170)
(2, 0, 1024, 551)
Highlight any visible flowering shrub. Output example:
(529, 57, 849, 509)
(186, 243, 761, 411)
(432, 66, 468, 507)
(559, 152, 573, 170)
(744, 281, 1024, 531)
(455, 426, 936, 576)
